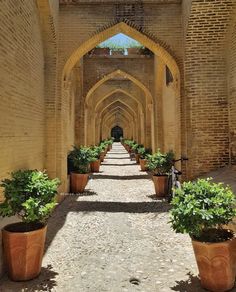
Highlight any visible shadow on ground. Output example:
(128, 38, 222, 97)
(67, 200, 171, 213)
(102, 163, 137, 166)
(0, 264, 58, 292)
(45, 195, 170, 252)
(171, 273, 205, 292)
(92, 174, 151, 180)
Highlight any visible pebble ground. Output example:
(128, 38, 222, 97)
(0, 143, 227, 292)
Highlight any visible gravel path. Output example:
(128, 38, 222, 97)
(0, 143, 205, 292)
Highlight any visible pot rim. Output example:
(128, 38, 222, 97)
(2, 222, 47, 234)
(70, 172, 89, 175)
(191, 232, 236, 245)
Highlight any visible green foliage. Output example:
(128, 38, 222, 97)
(147, 149, 174, 175)
(0, 170, 60, 224)
(124, 139, 136, 148)
(68, 146, 93, 174)
(89, 146, 102, 162)
(131, 143, 143, 154)
(170, 178, 236, 240)
(138, 147, 152, 159)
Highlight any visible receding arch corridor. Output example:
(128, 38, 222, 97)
(0, 144, 204, 291)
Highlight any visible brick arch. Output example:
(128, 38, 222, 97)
(102, 107, 135, 127)
(63, 22, 180, 84)
(96, 96, 139, 118)
(94, 89, 144, 113)
(105, 112, 132, 129)
(85, 88, 145, 145)
(104, 119, 132, 141)
(96, 98, 141, 143)
(104, 114, 133, 137)
(86, 69, 153, 106)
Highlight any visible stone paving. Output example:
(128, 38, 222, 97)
(1, 143, 236, 292)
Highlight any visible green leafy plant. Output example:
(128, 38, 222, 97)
(0, 170, 60, 224)
(170, 178, 236, 242)
(131, 143, 142, 154)
(138, 147, 152, 159)
(124, 139, 135, 148)
(99, 141, 107, 151)
(147, 149, 174, 175)
(68, 146, 93, 174)
(89, 146, 102, 162)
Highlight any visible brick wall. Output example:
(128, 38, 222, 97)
(0, 0, 46, 277)
(83, 55, 154, 96)
(185, 0, 233, 179)
(228, 4, 236, 164)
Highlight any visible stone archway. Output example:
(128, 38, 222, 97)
(85, 89, 145, 146)
(63, 22, 180, 82)
(59, 21, 181, 190)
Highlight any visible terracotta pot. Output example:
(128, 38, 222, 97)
(135, 153, 140, 164)
(90, 160, 100, 172)
(152, 175, 168, 197)
(70, 172, 89, 193)
(100, 151, 106, 162)
(192, 237, 236, 292)
(140, 159, 147, 171)
(2, 223, 47, 281)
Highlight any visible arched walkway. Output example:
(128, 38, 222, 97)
(58, 21, 181, 191)
(0, 143, 200, 291)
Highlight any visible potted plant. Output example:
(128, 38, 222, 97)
(90, 146, 102, 173)
(68, 146, 92, 193)
(106, 139, 113, 151)
(138, 147, 152, 171)
(0, 170, 60, 281)
(131, 143, 142, 163)
(99, 142, 107, 162)
(147, 149, 174, 197)
(170, 178, 236, 292)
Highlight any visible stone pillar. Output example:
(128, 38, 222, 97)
(154, 56, 165, 151)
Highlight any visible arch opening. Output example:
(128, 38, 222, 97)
(111, 126, 124, 142)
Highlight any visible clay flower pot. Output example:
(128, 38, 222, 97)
(135, 153, 140, 164)
(192, 237, 236, 292)
(90, 160, 100, 172)
(100, 151, 106, 162)
(70, 172, 89, 193)
(140, 158, 147, 171)
(2, 223, 47, 281)
(152, 175, 168, 197)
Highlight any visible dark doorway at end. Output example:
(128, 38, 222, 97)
(111, 126, 123, 142)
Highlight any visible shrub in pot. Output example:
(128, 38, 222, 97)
(138, 147, 152, 171)
(147, 149, 174, 197)
(106, 139, 113, 151)
(131, 143, 142, 163)
(90, 146, 102, 172)
(99, 142, 107, 162)
(0, 170, 60, 281)
(126, 140, 136, 154)
(170, 178, 236, 292)
(68, 146, 92, 193)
